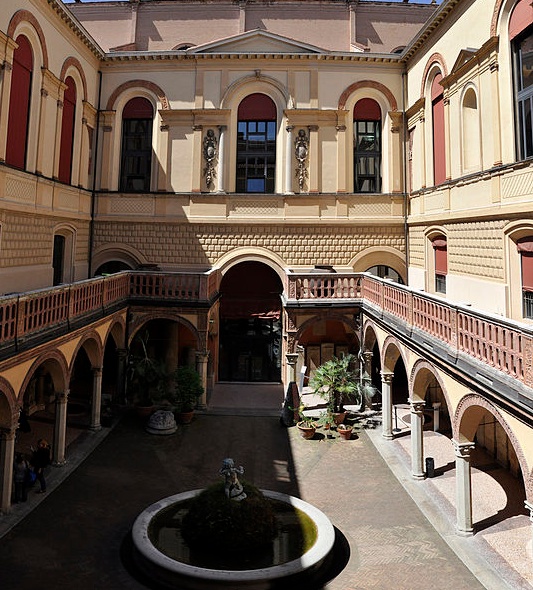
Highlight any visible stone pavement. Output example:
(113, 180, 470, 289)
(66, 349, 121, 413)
(0, 389, 524, 590)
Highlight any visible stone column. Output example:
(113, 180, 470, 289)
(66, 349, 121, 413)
(419, 108, 427, 190)
(453, 440, 475, 535)
(409, 399, 426, 479)
(389, 111, 403, 193)
(524, 500, 533, 550)
(52, 97, 64, 180)
(336, 123, 347, 194)
(381, 372, 394, 440)
(432, 402, 441, 432)
(308, 125, 319, 193)
(90, 367, 103, 431)
(99, 111, 116, 191)
(285, 125, 293, 194)
(490, 59, 502, 167)
(286, 352, 299, 387)
(195, 351, 209, 409)
(0, 428, 16, 513)
(217, 125, 226, 193)
(53, 390, 69, 466)
(157, 123, 169, 191)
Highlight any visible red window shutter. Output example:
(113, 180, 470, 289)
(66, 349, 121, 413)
(509, 0, 533, 40)
(433, 237, 448, 275)
(238, 93, 276, 121)
(58, 77, 76, 184)
(522, 253, 533, 291)
(6, 36, 33, 170)
(431, 74, 446, 186)
(354, 98, 381, 121)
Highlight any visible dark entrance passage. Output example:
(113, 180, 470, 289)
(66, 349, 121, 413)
(218, 262, 282, 382)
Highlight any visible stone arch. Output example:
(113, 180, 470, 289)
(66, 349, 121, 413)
(19, 350, 69, 399)
(69, 331, 104, 375)
(106, 80, 170, 111)
(294, 311, 360, 350)
(128, 312, 202, 350)
(7, 9, 48, 69)
(338, 80, 398, 111)
(381, 335, 406, 374)
(363, 320, 379, 352)
(420, 53, 448, 99)
(409, 358, 452, 409)
(92, 244, 147, 275)
(220, 74, 290, 112)
(0, 376, 18, 429)
(455, 393, 532, 500)
(59, 56, 88, 102)
(103, 316, 127, 351)
(350, 246, 406, 283)
(215, 247, 288, 290)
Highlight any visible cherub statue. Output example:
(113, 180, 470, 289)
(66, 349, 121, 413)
(220, 457, 247, 502)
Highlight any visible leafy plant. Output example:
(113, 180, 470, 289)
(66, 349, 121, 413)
(174, 365, 204, 412)
(296, 404, 316, 428)
(309, 353, 362, 414)
(127, 331, 175, 406)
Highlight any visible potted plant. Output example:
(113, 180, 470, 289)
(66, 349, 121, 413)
(337, 423, 354, 440)
(174, 365, 204, 424)
(127, 331, 174, 417)
(296, 405, 317, 439)
(309, 353, 364, 423)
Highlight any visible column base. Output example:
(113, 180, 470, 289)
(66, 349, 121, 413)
(412, 472, 426, 480)
(382, 432, 394, 440)
(90, 424, 103, 432)
(456, 526, 474, 537)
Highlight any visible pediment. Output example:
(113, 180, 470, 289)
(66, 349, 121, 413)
(189, 29, 326, 54)
(451, 48, 478, 73)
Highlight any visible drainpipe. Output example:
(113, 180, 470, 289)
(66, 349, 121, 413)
(88, 70, 103, 278)
(402, 68, 409, 286)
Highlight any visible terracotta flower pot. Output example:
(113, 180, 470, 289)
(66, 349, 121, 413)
(297, 421, 316, 439)
(337, 426, 353, 440)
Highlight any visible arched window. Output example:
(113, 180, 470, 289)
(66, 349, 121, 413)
(236, 93, 276, 193)
(58, 76, 77, 184)
(432, 235, 447, 294)
(6, 35, 33, 170)
(366, 265, 404, 285)
(353, 98, 381, 193)
(510, 0, 533, 160)
(462, 88, 481, 172)
(517, 237, 533, 318)
(119, 97, 154, 192)
(431, 74, 446, 185)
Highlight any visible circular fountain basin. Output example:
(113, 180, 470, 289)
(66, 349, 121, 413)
(132, 489, 335, 589)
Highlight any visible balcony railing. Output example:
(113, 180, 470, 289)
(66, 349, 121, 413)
(1, 270, 533, 393)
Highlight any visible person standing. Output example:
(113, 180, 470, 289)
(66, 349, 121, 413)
(13, 453, 29, 503)
(32, 439, 51, 494)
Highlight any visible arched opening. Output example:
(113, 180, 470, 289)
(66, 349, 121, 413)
(6, 35, 33, 170)
(365, 265, 404, 284)
(95, 260, 133, 275)
(298, 317, 359, 383)
(119, 97, 154, 192)
(236, 94, 276, 193)
(58, 76, 77, 184)
(432, 234, 447, 294)
(458, 405, 528, 535)
(353, 98, 381, 192)
(462, 87, 481, 172)
(218, 262, 283, 382)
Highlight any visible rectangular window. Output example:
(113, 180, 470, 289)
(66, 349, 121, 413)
(120, 119, 153, 192)
(354, 121, 381, 193)
(236, 120, 276, 193)
(514, 28, 533, 160)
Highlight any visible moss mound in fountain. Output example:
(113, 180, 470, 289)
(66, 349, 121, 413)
(182, 481, 277, 556)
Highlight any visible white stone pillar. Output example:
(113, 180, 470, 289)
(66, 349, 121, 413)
(53, 390, 69, 466)
(217, 125, 226, 193)
(0, 428, 16, 513)
(432, 402, 441, 432)
(524, 500, 533, 551)
(90, 367, 103, 431)
(381, 372, 394, 440)
(285, 125, 293, 194)
(195, 351, 209, 410)
(453, 440, 475, 535)
(409, 399, 426, 479)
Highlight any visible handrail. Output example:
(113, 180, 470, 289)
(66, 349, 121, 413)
(1, 270, 532, 391)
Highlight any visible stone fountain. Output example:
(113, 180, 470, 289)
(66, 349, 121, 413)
(131, 458, 336, 589)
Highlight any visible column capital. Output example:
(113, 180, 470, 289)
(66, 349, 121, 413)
(452, 439, 475, 458)
(380, 371, 394, 383)
(0, 427, 16, 442)
(408, 398, 426, 413)
(525, 500, 533, 523)
(195, 350, 210, 362)
(217, 125, 227, 132)
(56, 390, 70, 403)
(286, 352, 299, 366)
(92, 366, 103, 376)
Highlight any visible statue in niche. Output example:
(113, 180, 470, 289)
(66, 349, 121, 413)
(294, 128, 309, 190)
(203, 128, 218, 188)
(220, 457, 247, 501)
